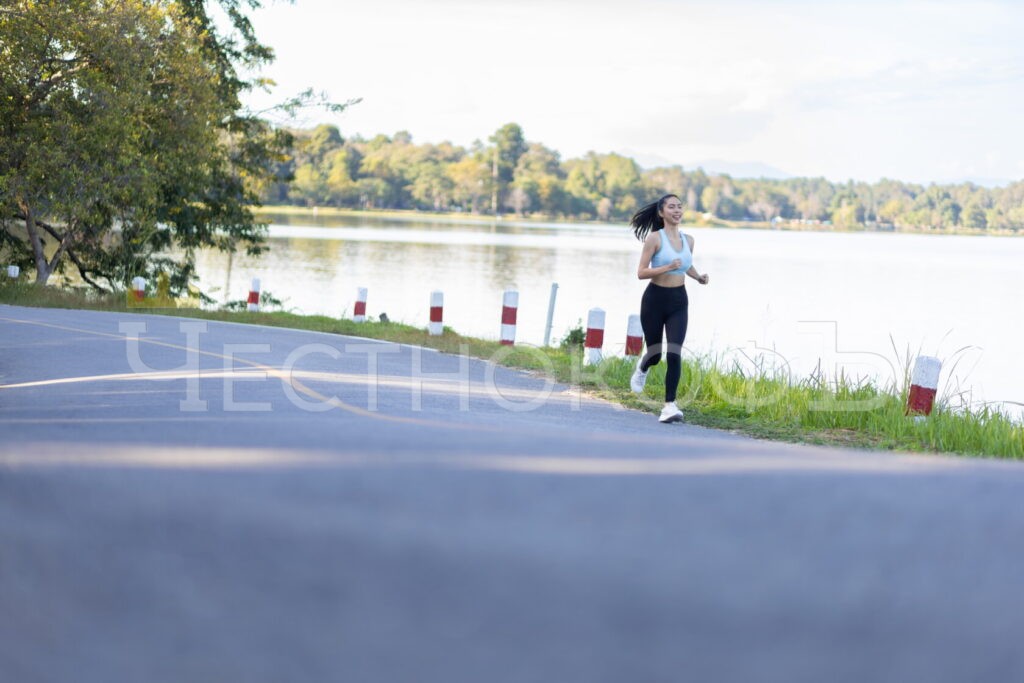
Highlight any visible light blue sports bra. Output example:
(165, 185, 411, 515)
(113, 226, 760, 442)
(650, 229, 692, 276)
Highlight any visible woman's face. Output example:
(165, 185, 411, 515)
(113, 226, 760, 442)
(659, 197, 684, 224)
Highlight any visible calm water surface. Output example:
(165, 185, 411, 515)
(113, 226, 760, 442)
(192, 213, 1023, 417)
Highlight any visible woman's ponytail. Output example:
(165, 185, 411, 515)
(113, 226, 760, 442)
(630, 193, 679, 241)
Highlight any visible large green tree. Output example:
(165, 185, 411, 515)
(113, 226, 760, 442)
(0, 0, 309, 291)
(488, 123, 527, 213)
(510, 143, 565, 215)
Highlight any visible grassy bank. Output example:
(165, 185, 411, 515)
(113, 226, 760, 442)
(2, 280, 1021, 459)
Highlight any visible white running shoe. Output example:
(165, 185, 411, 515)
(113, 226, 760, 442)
(630, 360, 648, 394)
(659, 402, 684, 423)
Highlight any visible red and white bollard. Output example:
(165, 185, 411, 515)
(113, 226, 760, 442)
(131, 276, 146, 302)
(353, 287, 368, 323)
(247, 278, 261, 312)
(584, 308, 605, 365)
(428, 291, 444, 336)
(7, 265, 20, 279)
(625, 314, 643, 357)
(500, 290, 518, 345)
(907, 355, 941, 416)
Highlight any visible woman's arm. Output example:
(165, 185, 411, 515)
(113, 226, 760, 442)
(685, 265, 709, 284)
(684, 235, 709, 284)
(637, 233, 680, 280)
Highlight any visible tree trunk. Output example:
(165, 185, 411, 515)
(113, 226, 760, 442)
(19, 201, 52, 285)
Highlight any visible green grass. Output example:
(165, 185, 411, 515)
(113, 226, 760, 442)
(3, 279, 1022, 459)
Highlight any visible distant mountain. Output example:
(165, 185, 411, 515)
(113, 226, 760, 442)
(616, 150, 678, 170)
(616, 149, 792, 180)
(608, 150, 1021, 187)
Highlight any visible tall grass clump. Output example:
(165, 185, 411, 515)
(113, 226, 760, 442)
(584, 346, 1023, 458)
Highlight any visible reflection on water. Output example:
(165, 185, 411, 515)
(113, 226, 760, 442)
(191, 212, 1024, 418)
(196, 214, 636, 343)
(267, 210, 621, 235)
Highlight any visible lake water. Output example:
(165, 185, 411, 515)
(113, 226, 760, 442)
(193, 212, 1024, 418)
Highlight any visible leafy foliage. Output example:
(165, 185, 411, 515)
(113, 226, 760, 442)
(269, 122, 1024, 231)
(0, 0, 316, 291)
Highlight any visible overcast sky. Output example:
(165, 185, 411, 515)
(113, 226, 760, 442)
(245, 0, 1024, 184)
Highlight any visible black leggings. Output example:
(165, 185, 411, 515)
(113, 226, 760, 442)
(640, 283, 689, 402)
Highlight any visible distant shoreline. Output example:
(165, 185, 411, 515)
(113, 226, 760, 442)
(253, 206, 1022, 238)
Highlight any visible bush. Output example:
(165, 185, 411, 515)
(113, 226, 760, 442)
(560, 320, 585, 349)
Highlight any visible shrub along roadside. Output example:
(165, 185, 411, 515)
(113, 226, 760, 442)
(2, 280, 1021, 459)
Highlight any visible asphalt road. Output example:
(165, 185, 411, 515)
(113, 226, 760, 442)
(2, 304, 1023, 683)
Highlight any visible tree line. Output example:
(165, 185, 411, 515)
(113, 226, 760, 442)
(268, 122, 1024, 231)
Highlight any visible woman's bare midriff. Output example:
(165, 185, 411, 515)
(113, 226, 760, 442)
(650, 273, 686, 288)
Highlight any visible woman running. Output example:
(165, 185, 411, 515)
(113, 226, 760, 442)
(629, 194, 710, 423)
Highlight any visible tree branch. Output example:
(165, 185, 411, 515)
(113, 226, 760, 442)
(32, 218, 107, 291)
(25, 61, 91, 108)
(65, 248, 107, 292)
(44, 215, 80, 275)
